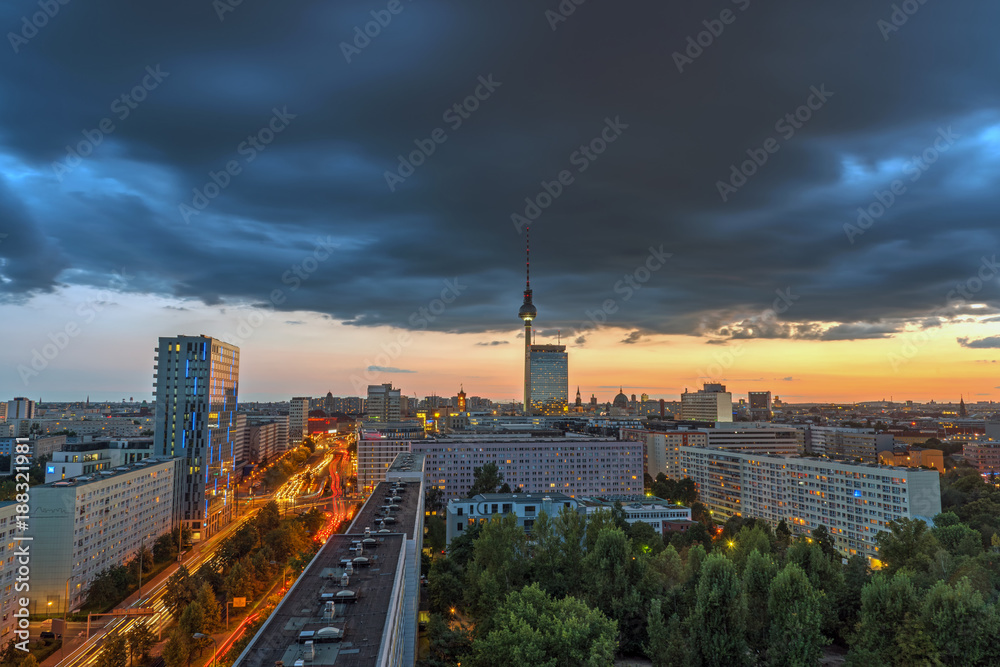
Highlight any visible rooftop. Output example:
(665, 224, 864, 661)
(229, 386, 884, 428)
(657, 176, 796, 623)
(41, 457, 178, 488)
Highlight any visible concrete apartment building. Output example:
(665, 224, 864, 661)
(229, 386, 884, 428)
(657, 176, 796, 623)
(679, 384, 733, 422)
(245, 414, 289, 455)
(0, 502, 21, 644)
(289, 397, 310, 445)
(798, 425, 894, 462)
(411, 436, 644, 499)
(623, 428, 709, 479)
(244, 421, 281, 463)
(680, 446, 941, 563)
(358, 434, 411, 493)
(153, 335, 241, 541)
(29, 457, 180, 613)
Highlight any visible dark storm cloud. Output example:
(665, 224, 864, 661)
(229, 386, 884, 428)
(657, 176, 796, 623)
(958, 337, 1000, 349)
(2, 0, 1000, 340)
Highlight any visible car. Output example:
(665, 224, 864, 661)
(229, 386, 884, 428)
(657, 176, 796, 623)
(40, 631, 56, 641)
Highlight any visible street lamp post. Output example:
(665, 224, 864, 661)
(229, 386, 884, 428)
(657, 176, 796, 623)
(192, 633, 218, 667)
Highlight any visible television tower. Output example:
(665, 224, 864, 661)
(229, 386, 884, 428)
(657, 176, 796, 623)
(518, 226, 537, 416)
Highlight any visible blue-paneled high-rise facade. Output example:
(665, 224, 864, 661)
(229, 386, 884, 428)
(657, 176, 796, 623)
(529, 344, 568, 415)
(153, 335, 241, 541)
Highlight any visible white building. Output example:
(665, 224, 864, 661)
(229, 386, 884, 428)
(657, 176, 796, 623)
(0, 502, 21, 643)
(289, 397, 310, 445)
(793, 425, 893, 462)
(358, 434, 411, 493)
(29, 457, 181, 613)
(4, 399, 34, 421)
(700, 423, 803, 455)
(622, 428, 709, 479)
(679, 384, 733, 422)
(412, 436, 644, 499)
(45, 439, 156, 483)
(445, 493, 578, 544)
(578, 495, 692, 535)
(680, 446, 941, 563)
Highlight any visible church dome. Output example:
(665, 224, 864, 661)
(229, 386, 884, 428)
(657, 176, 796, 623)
(613, 388, 629, 409)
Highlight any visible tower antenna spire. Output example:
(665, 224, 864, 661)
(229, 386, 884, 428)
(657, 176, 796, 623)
(526, 225, 530, 290)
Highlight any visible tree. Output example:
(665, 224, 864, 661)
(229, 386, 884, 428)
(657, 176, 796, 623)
(849, 571, 920, 665)
(162, 629, 190, 667)
(731, 526, 772, 573)
(464, 513, 529, 628)
(645, 600, 687, 667)
(810, 524, 838, 560)
(741, 550, 777, 661)
(467, 583, 617, 667)
(164, 565, 197, 617)
(19, 657, 38, 667)
(767, 563, 827, 667)
(196, 582, 222, 633)
(126, 623, 155, 666)
(921, 578, 998, 665)
(628, 520, 664, 555)
(467, 462, 504, 497)
(152, 532, 177, 563)
(875, 518, 939, 576)
(256, 501, 281, 539)
(425, 487, 446, 514)
(687, 553, 748, 667)
(774, 520, 792, 553)
(224, 560, 251, 600)
(95, 632, 127, 667)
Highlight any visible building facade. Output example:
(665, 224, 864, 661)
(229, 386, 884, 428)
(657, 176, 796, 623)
(30, 457, 180, 613)
(680, 446, 942, 563)
(963, 439, 1000, 475)
(679, 384, 733, 422)
(358, 435, 412, 493)
(153, 335, 240, 541)
(529, 345, 568, 415)
(4, 399, 33, 421)
(445, 493, 578, 545)
(412, 437, 644, 499)
(748, 391, 772, 421)
(366, 385, 401, 423)
(289, 397, 310, 445)
(622, 428, 709, 480)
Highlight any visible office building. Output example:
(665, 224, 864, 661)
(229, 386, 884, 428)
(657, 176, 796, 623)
(679, 384, 733, 422)
(963, 439, 1000, 475)
(748, 391, 772, 421)
(4, 399, 33, 421)
(578, 495, 692, 535)
(290, 397, 310, 444)
(701, 423, 803, 455)
(411, 436, 644, 499)
(529, 345, 568, 415)
(245, 422, 281, 463)
(366, 385, 401, 423)
(152, 335, 240, 541)
(29, 457, 180, 613)
(680, 446, 941, 563)
(233, 454, 425, 667)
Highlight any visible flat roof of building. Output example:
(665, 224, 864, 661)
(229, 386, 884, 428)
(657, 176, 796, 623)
(235, 480, 422, 667)
(39, 457, 178, 488)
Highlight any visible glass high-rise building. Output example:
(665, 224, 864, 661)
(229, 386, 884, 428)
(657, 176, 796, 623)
(529, 344, 568, 415)
(153, 335, 241, 541)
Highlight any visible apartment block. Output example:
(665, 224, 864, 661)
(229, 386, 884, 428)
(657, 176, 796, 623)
(289, 397, 310, 445)
(411, 436, 644, 499)
(29, 457, 180, 613)
(622, 428, 708, 479)
(679, 384, 732, 422)
(358, 435, 412, 494)
(680, 446, 941, 563)
(963, 439, 1000, 475)
(0, 503, 21, 643)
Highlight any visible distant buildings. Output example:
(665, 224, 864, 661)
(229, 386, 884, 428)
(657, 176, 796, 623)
(30, 456, 180, 613)
(798, 425, 894, 463)
(680, 447, 942, 563)
(623, 428, 709, 479)
(245, 421, 281, 463)
(963, 439, 1000, 475)
(358, 433, 412, 493)
(748, 391, 772, 421)
(152, 335, 241, 541)
(411, 436, 644, 498)
(366, 384, 401, 422)
(878, 446, 944, 471)
(679, 384, 733, 422)
(289, 397, 310, 444)
(4, 398, 33, 421)
(44, 439, 155, 483)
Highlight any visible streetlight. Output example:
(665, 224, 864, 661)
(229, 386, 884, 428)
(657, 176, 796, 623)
(193, 633, 218, 667)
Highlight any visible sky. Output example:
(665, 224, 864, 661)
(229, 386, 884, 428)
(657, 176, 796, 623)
(1, 0, 999, 404)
